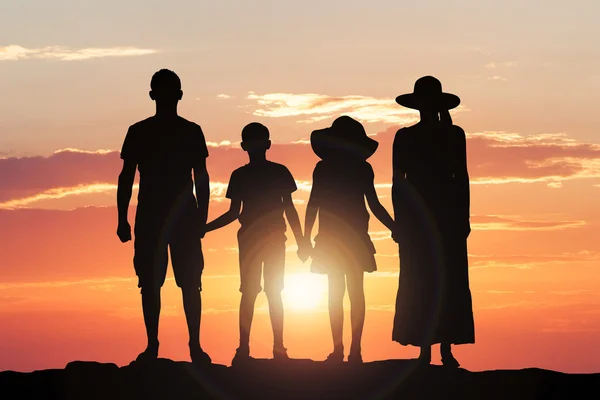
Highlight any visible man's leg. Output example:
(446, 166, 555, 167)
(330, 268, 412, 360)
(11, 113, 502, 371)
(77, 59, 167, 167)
(171, 230, 210, 364)
(264, 236, 286, 358)
(134, 236, 168, 361)
(141, 286, 161, 352)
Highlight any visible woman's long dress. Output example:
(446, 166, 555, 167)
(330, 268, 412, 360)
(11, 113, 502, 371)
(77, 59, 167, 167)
(391, 121, 475, 346)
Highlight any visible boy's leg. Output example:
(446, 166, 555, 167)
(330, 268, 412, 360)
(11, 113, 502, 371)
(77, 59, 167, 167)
(237, 234, 262, 355)
(327, 271, 346, 357)
(133, 229, 168, 360)
(346, 269, 365, 357)
(263, 235, 286, 356)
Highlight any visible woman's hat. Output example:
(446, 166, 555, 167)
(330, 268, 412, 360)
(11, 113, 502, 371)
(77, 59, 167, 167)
(395, 76, 460, 111)
(310, 116, 379, 160)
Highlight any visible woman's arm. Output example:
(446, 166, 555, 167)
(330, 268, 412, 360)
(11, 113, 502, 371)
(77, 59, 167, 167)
(454, 126, 471, 238)
(391, 130, 407, 242)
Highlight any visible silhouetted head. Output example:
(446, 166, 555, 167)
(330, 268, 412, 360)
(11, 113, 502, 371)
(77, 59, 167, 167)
(395, 76, 460, 113)
(149, 69, 183, 105)
(241, 122, 271, 154)
(311, 116, 378, 161)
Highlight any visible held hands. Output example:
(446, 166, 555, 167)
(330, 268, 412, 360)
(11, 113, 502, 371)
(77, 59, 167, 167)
(117, 221, 132, 243)
(297, 236, 313, 263)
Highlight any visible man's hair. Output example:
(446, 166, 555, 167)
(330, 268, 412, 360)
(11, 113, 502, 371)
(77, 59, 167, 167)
(150, 69, 181, 91)
(241, 122, 270, 142)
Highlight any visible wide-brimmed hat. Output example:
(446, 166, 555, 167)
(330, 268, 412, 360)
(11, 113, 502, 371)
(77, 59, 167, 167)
(310, 116, 379, 160)
(395, 76, 460, 111)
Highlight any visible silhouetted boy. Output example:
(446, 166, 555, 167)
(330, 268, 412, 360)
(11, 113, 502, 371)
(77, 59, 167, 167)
(116, 69, 211, 365)
(205, 122, 306, 364)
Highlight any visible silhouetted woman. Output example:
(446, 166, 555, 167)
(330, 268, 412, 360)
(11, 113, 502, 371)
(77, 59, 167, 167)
(392, 76, 474, 367)
(303, 116, 397, 364)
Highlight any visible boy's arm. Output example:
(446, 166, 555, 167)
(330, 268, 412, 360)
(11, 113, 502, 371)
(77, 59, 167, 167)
(193, 157, 210, 238)
(283, 194, 304, 245)
(205, 198, 241, 232)
(116, 159, 136, 242)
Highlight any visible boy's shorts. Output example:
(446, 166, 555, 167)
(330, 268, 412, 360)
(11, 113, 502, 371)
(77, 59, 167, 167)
(133, 211, 203, 291)
(237, 230, 286, 296)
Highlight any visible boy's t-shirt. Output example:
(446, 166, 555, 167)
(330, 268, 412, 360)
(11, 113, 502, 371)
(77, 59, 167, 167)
(226, 161, 297, 235)
(120, 116, 209, 216)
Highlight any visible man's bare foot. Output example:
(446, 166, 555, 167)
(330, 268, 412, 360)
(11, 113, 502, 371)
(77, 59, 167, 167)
(135, 342, 159, 363)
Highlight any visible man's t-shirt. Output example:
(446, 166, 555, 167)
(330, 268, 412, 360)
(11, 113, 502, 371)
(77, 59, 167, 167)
(225, 161, 297, 235)
(120, 116, 209, 216)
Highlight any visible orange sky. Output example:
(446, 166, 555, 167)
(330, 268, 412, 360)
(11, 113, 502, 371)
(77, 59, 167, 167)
(1, 1, 600, 374)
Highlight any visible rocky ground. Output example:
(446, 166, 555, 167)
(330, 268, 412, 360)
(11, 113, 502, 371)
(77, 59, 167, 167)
(1, 358, 598, 399)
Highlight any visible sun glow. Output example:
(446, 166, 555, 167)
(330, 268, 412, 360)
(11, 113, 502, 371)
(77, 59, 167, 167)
(282, 273, 328, 311)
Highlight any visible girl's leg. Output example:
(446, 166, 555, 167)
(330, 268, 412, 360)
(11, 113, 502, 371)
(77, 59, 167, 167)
(346, 269, 365, 358)
(328, 271, 346, 357)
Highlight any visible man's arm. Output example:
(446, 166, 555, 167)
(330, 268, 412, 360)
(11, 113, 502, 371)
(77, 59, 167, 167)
(193, 158, 210, 237)
(205, 198, 241, 232)
(116, 159, 137, 242)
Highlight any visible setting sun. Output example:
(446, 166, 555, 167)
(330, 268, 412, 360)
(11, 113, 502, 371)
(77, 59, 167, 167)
(282, 273, 328, 311)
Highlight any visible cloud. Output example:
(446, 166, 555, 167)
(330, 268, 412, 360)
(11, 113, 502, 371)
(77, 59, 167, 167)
(488, 76, 508, 81)
(484, 61, 517, 69)
(468, 251, 600, 269)
(471, 214, 586, 231)
(246, 92, 431, 124)
(217, 94, 233, 99)
(0, 45, 159, 61)
(467, 131, 600, 186)
(3, 127, 600, 209)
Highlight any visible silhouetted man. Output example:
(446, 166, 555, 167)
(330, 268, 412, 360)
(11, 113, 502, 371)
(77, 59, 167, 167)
(116, 69, 211, 365)
(205, 122, 306, 364)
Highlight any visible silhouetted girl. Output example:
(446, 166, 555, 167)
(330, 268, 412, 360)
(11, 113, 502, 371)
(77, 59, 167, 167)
(392, 76, 474, 368)
(302, 116, 397, 364)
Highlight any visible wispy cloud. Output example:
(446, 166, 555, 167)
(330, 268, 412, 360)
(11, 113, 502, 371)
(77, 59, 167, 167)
(246, 92, 453, 125)
(0, 183, 128, 209)
(471, 214, 586, 231)
(217, 94, 233, 99)
(0, 45, 159, 61)
(467, 131, 600, 186)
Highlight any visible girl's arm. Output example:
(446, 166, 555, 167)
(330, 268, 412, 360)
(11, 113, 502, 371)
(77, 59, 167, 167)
(365, 185, 396, 235)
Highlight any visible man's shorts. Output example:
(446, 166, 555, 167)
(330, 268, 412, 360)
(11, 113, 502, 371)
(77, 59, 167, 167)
(237, 230, 286, 296)
(133, 209, 203, 291)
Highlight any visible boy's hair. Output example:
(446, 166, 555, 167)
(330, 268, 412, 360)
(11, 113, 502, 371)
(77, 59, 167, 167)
(242, 122, 270, 142)
(150, 69, 181, 91)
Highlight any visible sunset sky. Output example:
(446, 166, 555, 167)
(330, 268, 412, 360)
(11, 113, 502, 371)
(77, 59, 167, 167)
(1, 0, 600, 374)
